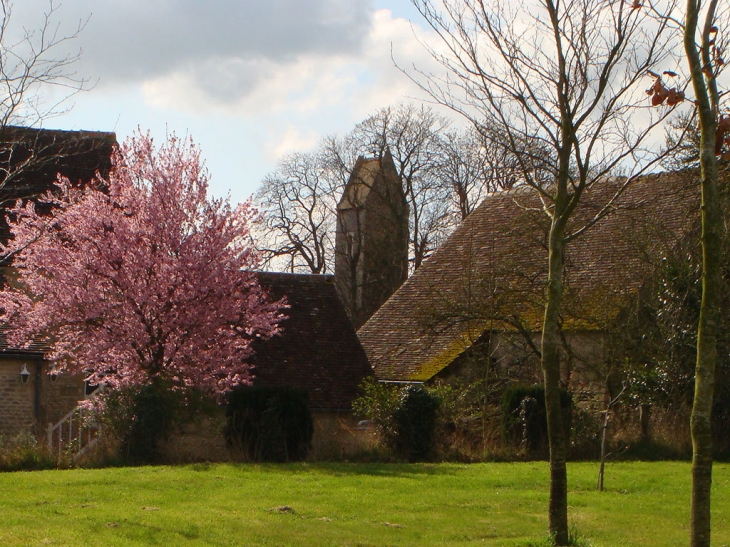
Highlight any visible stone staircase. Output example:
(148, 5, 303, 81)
(47, 405, 101, 459)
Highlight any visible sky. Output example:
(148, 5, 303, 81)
(10, 0, 444, 205)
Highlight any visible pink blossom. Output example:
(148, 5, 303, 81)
(0, 131, 285, 396)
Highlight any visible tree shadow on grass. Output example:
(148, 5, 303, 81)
(244, 462, 466, 477)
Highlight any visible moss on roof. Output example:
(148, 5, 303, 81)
(358, 171, 701, 381)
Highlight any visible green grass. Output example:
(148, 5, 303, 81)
(0, 461, 727, 546)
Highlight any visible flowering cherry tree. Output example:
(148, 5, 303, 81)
(0, 132, 284, 396)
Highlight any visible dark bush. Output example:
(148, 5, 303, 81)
(393, 385, 440, 462)
(99, 379, 217, 465)
(225, 385, 313, 462)
(568, 406, 602, 459)
(119, 380, 184, 464)
(501, 384, 572, 458)
(712, 385, 730, 459)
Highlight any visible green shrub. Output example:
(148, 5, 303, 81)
(354, 377, 503, 461)
(393, 385, 440, 462)
(352, 377, 401, 447)
(225, 385, 313, 462)
(501, 384, 573, 458)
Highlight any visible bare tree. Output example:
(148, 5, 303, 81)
(408, 0, 680, 543)
(257, 104, 507, 274)
(683, 1, 727, 546)
(255, 151, 341, 273)
(0, 0, 91, 191)
(0, 0, 87, 126)
(256, 103, 530, 277)
(437, 127, 521, 221)
(327, 103, 524, 269)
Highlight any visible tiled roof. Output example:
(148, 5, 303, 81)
(0, 126, 116, 243)
(0, 325, 48, 356)
(358, 172, 700, 381)
(249, 272, 373, 411)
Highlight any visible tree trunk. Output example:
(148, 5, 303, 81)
(639, 404, 650, 442)
(690, 134, 719, 547)
(690, 135, 719, 547)
(542, 207, 569, 546)
(684, 2, 720, 546)
(597, 409, 609, 492)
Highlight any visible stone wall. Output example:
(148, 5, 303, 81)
(0, 357, 86, 439)
(0, 358, 37, 437)
(310, 411, 378, 460)
(159, 408, 378, 463)
(41, 371, 86, 428)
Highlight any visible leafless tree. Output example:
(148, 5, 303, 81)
(255, 151, 341, 273)
(256, 103, 530, 276)
(437, 127, 522, 222)
(0, 0, 91, 191)
(325, 103, 455, 269)
(258, 104, 491, 273)
(407, 0, 681, 543)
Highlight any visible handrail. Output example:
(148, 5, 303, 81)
(47, 405, 101, 457)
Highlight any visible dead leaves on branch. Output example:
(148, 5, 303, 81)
(646, 68, 730, 159)
(646, 71, 685, 107)
(702, 27, 725, 78)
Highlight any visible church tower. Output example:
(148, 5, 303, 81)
(334, 150, 409, 329)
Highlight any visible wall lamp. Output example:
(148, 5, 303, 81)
(48, 364, 58, 382)
(20, 363, 31, 384)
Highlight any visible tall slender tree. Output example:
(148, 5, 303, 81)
(684, 1, 725, 545)
(408, 0, 680, 543)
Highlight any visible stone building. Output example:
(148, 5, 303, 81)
(334, 150, 409, 329)
(357, 171, 700, 395)
(250, 272, 376, 458)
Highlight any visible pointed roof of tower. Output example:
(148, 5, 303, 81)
(338, 149, 399, 211)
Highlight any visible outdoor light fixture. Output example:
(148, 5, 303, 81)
(49, 364, 58, 382)
(20, 364, 31, 384)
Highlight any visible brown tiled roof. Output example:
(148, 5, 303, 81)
(0, 126, 116, 242)
(358, 172, 700, 381)
(249, 272, 373, 411)
(0, 325, 48, 356)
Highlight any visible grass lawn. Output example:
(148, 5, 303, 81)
(0, 461, 727, 546)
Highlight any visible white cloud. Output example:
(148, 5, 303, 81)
(134, 8, 442, 121)
(11, 0, 374, 84)
(349, 8, 443, 117)
(10, 0, 449, 203)
(268, 125, 321, 160)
